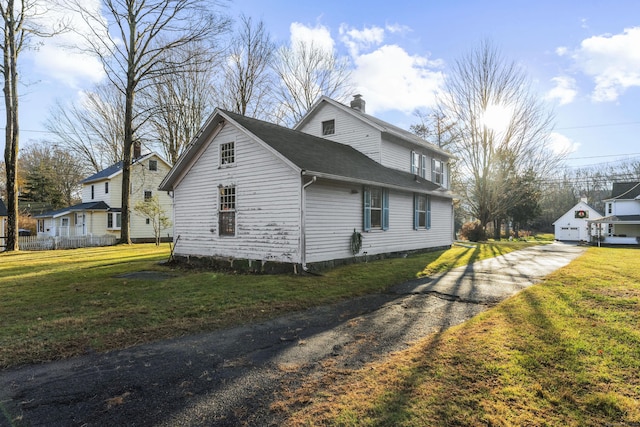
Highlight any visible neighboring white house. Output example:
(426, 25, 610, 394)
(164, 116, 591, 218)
(588, 181, 640, 245)
(159, 95, 454, 272)
(553, 198, 602, 242)
(36, 152, 173, 242)
(0, 198, 7, 251)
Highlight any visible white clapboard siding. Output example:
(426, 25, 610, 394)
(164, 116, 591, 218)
(304, 180, 453, 263)
(380, 138, 413, 172)
(173, 124, 302, 263)
(297, 103, 382, 163)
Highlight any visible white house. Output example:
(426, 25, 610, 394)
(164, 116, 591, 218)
(36, 152, 173, 242)
(588, 182, 640, 245)
(159, 96, 454, 272)
(553, 198, 602, 242)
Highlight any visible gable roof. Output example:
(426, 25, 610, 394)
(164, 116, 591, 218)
(82, 152, 170, 184)
(34, 201, 111, 219)
(294, 96, 452, 158)
(552, 200, 602, 225)
(160, 109, 452, 198)
(0, 198, 7, 216)
(607, 182, 640, 200)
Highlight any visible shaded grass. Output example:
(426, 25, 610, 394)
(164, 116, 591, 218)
(281, 246, 640, 427)
(1, 241, 534, 369)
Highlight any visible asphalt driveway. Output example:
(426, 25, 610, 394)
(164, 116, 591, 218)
(0, 242, 586, 427)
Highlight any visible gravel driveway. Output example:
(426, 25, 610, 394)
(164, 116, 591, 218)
(0, 243, 585, 427)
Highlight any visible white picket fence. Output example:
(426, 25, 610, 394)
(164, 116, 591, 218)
(14, 234, 118, 251)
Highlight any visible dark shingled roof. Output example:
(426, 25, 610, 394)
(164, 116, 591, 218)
(610, 182, 640, 199)
(222, 110, 449, 196)
(0, 198, 7, 216)
(35, 201, 111, 218)
(82, 161, 124, 184)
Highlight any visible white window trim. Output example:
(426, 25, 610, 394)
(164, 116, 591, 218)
(220, 141, 236, 167)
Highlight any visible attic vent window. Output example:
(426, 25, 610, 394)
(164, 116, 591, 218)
(149, 160, 157, 171)
(322, 119, 335, 136)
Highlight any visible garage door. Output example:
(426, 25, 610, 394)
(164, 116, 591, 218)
(559, 226, 580, 241)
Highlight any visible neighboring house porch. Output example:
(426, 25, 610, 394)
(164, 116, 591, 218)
(35, 201, 114, 238)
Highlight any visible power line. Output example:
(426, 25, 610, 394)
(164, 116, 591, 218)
(565, 152, 640, 161)
(556, 121, 640, 130)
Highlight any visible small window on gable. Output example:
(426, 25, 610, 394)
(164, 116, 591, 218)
(322, 119, 335, 136)
(105, 182, 109, 194)
(149, 159, 158, 171)
(220, 142, 235, 166)
(91, 185, 95, 200)
(144, 190, 152, 201)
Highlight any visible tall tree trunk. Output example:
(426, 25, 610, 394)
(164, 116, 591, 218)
(3, 0, 19, 251)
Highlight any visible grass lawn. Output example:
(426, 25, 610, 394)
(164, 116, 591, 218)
(280, 246, 640, 427)
(0, 241, 534, 369)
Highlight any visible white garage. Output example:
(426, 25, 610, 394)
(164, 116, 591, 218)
(553, 199, 602, 242)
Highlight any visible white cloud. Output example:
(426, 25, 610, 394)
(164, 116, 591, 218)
(547, 132, 580, 155)
(288, 22, 446, 116)
(351, 44, 444, 115)
(339, 24, 385, 56)
(27, 0, 106, 88)
(555, 46, 568, 56)
(546, 76, 578, 105)
(570, 27, 640, 102)
(290, 22, 335, 53)
(335, 23, 445, 114)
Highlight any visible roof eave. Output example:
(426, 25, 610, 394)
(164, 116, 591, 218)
(301, 170, 453, 199)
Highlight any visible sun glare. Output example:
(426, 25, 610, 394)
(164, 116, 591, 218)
(481, 103, 513, 133)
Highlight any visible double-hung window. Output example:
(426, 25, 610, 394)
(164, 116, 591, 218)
(107, 212, 121, 230)
(411, 151, 420, 175)
(432, 159, 444, 185)
(220, 142, 235, 166)
(144, 190, 153, 201)
(219, 185, 236, 236)
(363, 186, 389, 231)
(149, 160, 158, 171)
(414, 194, 431, 229)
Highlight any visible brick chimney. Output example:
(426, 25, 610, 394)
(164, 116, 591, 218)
(350, 94, 365, 113)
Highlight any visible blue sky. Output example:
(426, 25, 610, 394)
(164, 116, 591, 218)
(7, 0, 640, 169)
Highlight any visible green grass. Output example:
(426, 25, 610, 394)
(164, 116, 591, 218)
(0, 241, 533, 369)
(281, 246, 640, 427)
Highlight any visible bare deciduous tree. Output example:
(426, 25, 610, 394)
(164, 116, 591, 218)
(47, 82, 124, 173)
(1, 0, 67, 250)
(272, 38, 353, 127)
(142, 41, 217, 165)
(214, 15, 275, 119)
(66, 0, 229, 244)
(438, 40, 561, 237)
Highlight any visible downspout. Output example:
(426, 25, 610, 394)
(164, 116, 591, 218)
(300, 173, 317, 272)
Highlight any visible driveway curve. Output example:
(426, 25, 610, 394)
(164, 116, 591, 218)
(0, 242, 585, 427)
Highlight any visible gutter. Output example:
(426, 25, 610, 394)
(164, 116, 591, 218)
(300, 172, 317, 272)
(302, 170, 453, 199)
